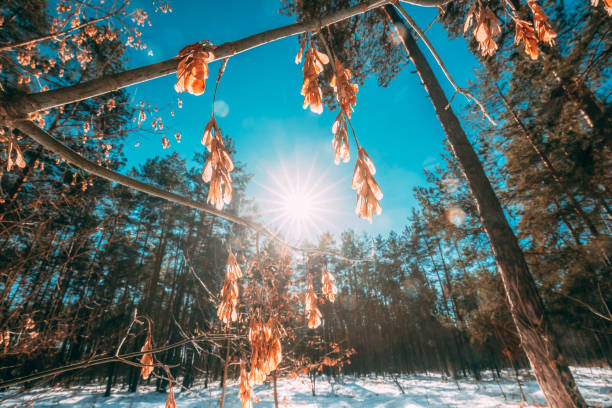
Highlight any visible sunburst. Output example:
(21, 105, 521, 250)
(254, 157, 345, 244)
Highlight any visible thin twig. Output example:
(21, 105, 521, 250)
(393, 3, 498, 125)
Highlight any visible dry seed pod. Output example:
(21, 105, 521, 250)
(352, 147, 383, 223)
(140, 329, 154, 379)
(174, 42, 215, 96)
(305, 275, 322, 329)
(321, 268, 337, 303)
(298, 41, 328, 114)
(201, 117, 234, 210)
(515, 19, 540, 60)
(217, 251, 242, 324)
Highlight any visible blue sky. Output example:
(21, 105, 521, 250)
(124, 0, 479, 241)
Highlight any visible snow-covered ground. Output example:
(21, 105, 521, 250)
(2, 367, 611, 407)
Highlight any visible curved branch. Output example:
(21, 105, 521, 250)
(0, 332, 242, 389)
(4, 0, 450, 117)
(14, 120, 373, 263)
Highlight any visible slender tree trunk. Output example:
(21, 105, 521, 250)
(219, 337, 231, 408)
(273, 372, 279, 408)
(384, 5, 587, 407)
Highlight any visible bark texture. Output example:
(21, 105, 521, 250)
(384, 5, 587, 407)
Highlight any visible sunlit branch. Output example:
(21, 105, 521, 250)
(393, 3, 497, 126)
(1, 0, 451, 120)
(14, 120, 374, 263)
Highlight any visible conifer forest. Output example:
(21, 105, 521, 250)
(0, 0, 610, 407)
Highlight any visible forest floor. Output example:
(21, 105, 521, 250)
(2, 366, 611, 407)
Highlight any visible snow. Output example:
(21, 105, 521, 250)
(3, 367, 611, 407)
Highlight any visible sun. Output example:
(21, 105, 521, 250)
(253, 157, 345, 244)
(282, 190, 314, 221)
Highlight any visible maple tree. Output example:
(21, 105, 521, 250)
(0, 1, 610, 408)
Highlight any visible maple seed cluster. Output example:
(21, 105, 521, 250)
(591, 0, 612, 14)
(1, 132, 26, 172)
(321, 268, 338, 303)
(296, 39, 329, 114)
(330, 60, 358, 165)
(165, 382, 177, 408)
(465, 6, 501, 57)
(217, 250, 242, 324)
(464, 1, 557, 60)
(239, 359, 254, 408)
(305, 274, 322, 329)
(352, 147, 383, 223)
(247, 316, 283, 384)
(174, 42, 215, 96)
(140, 328, 154, 380)
(202, 115, 234, 210)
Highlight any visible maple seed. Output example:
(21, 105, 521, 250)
(239, 359, 254, 408)
(466, 6, 501, 57)
(515, 19, 540, 60)
(321, 268, 338, 303)
(201, 115, 234, 210)
(165, 383, 177, 408)
(305, 274, 322, 329)
(3, 134, 27, 171)
(140, 329, 154, 379)
(330, 60, 358, 118)
(174, 42, 215, 96)
(217, 250, 242, 324)
(528, 1, 557, 45)
(352, 147, 383, 223)
(298, 40, 328, 114)
(247, 316, 283, 384)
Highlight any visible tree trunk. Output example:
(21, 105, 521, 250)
(219, 337, 231, 408)
(384, 5, 587, 407)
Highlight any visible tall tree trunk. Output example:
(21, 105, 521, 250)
(384, 5, 587, 407)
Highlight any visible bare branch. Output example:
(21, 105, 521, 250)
(14, 120, 374, 263)
(3, 0, 451, 118)
(393, 3, 497, 126)
(0, 3, 128, 52)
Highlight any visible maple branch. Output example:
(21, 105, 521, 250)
(14, 120, 373, 263)
(393, 3, 497, 126)
(0, 3, 128, 52)
(2, 0, 450, 119)
(0, 332, 241, 389)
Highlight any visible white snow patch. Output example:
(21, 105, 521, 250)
(2, 366, 611, 407)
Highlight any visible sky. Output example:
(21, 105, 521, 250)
(123, 0, 480, 243)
